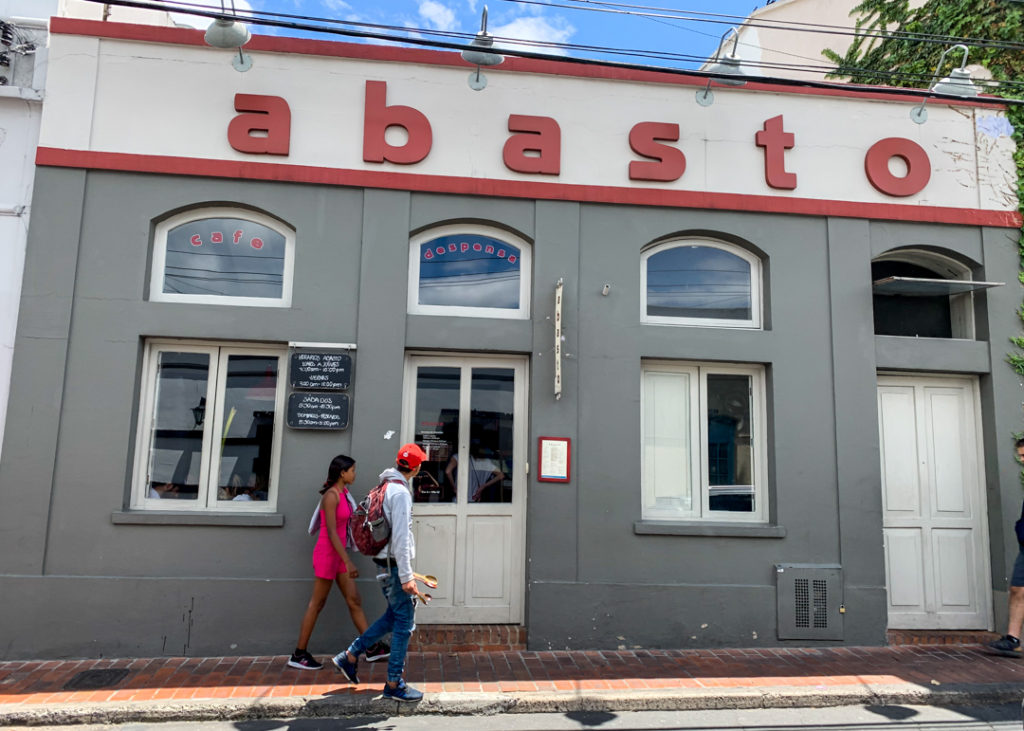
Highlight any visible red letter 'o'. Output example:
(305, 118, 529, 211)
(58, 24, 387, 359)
(864, 138, 931, 197)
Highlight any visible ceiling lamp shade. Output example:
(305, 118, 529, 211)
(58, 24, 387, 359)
(696, 27, 748, 107)
(462, 6, 504, 90)
(204, 18, 251, 49)
(910, 44, 978, 124)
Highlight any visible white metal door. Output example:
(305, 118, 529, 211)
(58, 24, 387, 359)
(877, 374, 991, 630)
(402, 354, 528, 623)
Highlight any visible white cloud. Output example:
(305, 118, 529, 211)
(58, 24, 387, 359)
(466, 0, 478, 14)
(322, 0, 354, 13)
(419, 0, 458, 32)
(169, 0, 254, 30)
(490, 16, 575, 55)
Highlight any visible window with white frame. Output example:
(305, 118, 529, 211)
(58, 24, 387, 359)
(150, 207, 295, 307)
(408, 224, 532, 319)
(641, 362, 768, 522)
(642, 238, 761, 328)
(131, 340, 286, 511)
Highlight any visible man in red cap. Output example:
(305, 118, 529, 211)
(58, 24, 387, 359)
(333, 443, 428, 702)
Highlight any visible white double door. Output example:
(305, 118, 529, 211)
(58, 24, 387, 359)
(402, 354, 528, 624)
(877, 374, 991, 629)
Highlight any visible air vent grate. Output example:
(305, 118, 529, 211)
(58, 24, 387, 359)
(776, 564, 843, 640)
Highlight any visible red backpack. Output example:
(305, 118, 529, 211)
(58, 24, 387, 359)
(351, 480, 400, 556)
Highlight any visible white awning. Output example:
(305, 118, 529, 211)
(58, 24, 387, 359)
(872, 276, 1004, 297)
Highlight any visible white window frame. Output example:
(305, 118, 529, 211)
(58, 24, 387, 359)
(130, 339, 287, 512)
(641, 238, 762, 329)
(641, 361, 768, 523)
(150, 207, 295, 308)
(407, 223, 532, 320)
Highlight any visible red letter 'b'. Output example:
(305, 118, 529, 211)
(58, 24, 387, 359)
(363, 80, 433, 165)
(228, 94, 291, 156)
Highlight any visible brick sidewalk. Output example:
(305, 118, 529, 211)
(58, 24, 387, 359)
(1, 644, 1022, 708)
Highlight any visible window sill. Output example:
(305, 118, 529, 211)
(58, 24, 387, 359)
(111, 511, 285, 527)
(634, 520, 786, 538)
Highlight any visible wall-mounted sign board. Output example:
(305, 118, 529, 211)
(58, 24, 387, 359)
(287, 392, 349, 430)
(538, 436, 571, 482)
(290, 351, 351, 390)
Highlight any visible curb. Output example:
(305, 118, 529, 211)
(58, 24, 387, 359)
(3, 683, 1023, 726)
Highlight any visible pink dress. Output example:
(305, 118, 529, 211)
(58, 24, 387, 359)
(312, 488, 353, 579)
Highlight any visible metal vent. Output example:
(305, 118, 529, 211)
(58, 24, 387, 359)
(776, 564, 843, 640)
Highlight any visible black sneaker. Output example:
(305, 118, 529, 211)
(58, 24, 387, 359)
(287, 649, 323, 670)
(987, 634, 1022, 657)
(365, 641, 391, 663)
(331, 651, 359, 684)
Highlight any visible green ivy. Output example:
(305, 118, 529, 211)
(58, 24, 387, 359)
(825, 0, 1024, 454)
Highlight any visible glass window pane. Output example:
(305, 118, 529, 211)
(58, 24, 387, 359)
(414, 367, 460, 503)
(216, 355, 278, 502)
(467, 368, 515, 503)
(418, 234, 521, 309)
(706, 374, 754, 513)
(647, 245, 751, 321)
(164, 217, 286, 299)
(643, 371, 693, 514)
(148, 352, 209, 501)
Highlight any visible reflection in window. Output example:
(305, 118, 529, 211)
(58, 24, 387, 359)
(643, 241, 760, 328)
(136, 342, 284, 510)
(418, 234, 521, 310)
(641, 363, 766, 523)
(466, 368, 514, 504)
(413, 367, 460, 504)
(164, 217, 286, 299)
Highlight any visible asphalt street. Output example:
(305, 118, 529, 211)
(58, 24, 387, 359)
(16, 702, 1022, 731)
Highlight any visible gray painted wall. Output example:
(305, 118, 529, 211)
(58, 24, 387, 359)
(0, 166, 1020, 659)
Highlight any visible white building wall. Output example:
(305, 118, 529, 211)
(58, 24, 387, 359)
(0, 4, 52, 459)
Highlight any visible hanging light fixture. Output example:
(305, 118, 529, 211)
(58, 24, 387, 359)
(461, 6, 504, 91)
(696, 27, 749, 107)
(203, 2, 252, 72)
(910, 44, 979, 124)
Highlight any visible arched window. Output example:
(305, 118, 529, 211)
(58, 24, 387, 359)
(408, 224, 532, 319)
(150, 207, 295, 307)
(642, 238, 762, 329)
(871, 249, 995, 340)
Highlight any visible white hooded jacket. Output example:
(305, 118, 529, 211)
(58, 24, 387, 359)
(374, 466, 416, 584)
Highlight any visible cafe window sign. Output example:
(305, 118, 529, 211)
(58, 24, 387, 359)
(151, 207, 295, 307)
(408, 224, 532, 319)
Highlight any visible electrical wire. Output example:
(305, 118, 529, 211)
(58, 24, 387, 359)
(76, 0, 1024, 104)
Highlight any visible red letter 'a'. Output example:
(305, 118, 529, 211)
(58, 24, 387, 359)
(227, 94, 291, 156)
(628, 122, 686, 182)
(362, 80, 432, 165)
(503, 115, 561, 175)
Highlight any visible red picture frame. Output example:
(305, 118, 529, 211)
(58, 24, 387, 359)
(537, 436, 571, 483)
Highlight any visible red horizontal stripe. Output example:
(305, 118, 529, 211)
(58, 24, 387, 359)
(48, 18, 1008, 110)
(35, 147, 1022, 228)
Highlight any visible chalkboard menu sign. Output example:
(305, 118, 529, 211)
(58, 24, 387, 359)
(290, 352, 351, 391)
(287, 392, 350, 430)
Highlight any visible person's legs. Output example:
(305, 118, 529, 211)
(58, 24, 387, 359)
(336, 574, 369, 634)
(296, 578, 333, 651)
(383, 566, 416, 685)
(1008, 585, 1024, 638)
(989, 550, 1024, 655)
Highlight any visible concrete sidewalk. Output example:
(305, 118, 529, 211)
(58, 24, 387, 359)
(2, 644, 1023, 725)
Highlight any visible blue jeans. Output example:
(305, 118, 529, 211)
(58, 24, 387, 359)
(347, 565, 416, 683)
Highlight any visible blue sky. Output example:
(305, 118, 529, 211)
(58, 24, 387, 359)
(178, 0, 774, 70)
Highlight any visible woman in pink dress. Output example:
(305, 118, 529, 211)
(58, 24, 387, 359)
(288, 455, 389, 670)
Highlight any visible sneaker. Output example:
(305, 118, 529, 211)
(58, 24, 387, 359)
(988, 634, 1022, 657)
(382, 678, 423, 702)
(331, 651, 359, 684)
(286, 649, 322, 671)
(365, 641, 391, 663)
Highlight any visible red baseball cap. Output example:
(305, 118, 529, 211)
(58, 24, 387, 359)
(396, 443, 427, 470)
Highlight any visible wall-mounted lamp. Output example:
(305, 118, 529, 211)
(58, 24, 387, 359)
(461, 6, 504, 91)
(696, 27, 749, 107)
(910, 44, 979, 124)
(204, 16, 252, 72)
(191, 397, 207, 428)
